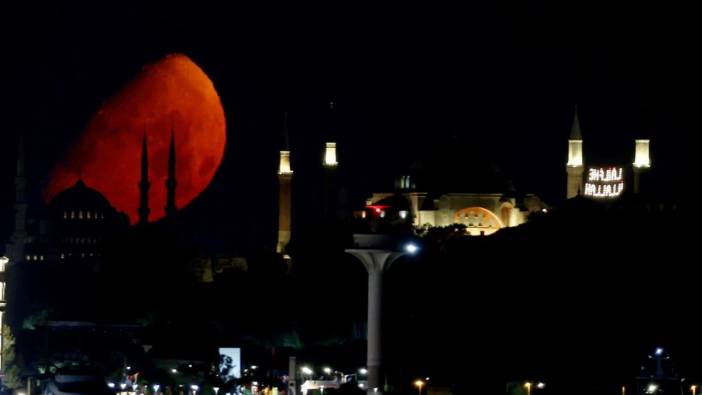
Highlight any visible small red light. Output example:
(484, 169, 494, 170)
(375, 208, 381, 213)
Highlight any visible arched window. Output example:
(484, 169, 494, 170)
(453, 207, 504, 236)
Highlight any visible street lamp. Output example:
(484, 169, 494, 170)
(647, 383, 658, 394)
(414, 379, 424, 395)
(692, 385, 697, 395)
(153, 384, 160, 394)
(323, 367, 332, 375)
(358, 368, 367, 375)
(213, 387, 219, 395)
(190, 384, 199, 395)
(524, 382, 532, 395)
(404, 243, 419, 254)
(536, 382, 545, 389)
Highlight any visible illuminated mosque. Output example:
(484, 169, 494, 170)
(274, 107, 653, 248)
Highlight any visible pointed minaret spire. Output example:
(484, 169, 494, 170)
(165, 128, 177, 217)
(137, 132, 150, 224)
(570, 105, 583, 140)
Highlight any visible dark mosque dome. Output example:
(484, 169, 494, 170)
(48, 180, 114, 213)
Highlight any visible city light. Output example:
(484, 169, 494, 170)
(171, 369, 178, 374)
(692, 385, 698, 395)
(301, 366, 313, 375)
(359, 368, 368, 375)
(120, 384, 127, 390)
(655, 348, 664, 356)
(647, 383, 658, 394)
(251, 365, 258, 370)
(537, 382, 546, 389)
(414, 379, 425, 394)
(323, 367, 332, 375)
(108, 383, 116, 388)
(153, 384, 160, 393)
(404, 243, 419, 254)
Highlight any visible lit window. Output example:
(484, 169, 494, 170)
(70, 211, 75, 219)
(25, 255, 30, 261)
(63, 211, 67, 219)
(40, 256, 44, 261)
(87, 211, 91, 219)
(79, 210, 83, 219)
(60, 253, 65, 260)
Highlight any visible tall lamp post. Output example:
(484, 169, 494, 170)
(346, 234, 419, 395)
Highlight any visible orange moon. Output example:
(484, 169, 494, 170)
(44, 53, 227, 224)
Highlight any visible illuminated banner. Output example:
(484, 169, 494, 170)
(218, 348, 241, 381)
(584, 166, 624, 199)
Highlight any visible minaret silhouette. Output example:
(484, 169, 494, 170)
(8, 134, 28, 263)
(566, 105, 585, 199)
(165, 129, 177, 217)
(138, 132, 150, 224)
(323, 101, 339, 220)
(277, 112, 293, 255)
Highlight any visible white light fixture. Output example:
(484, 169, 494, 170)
(404, 243, 419, 254)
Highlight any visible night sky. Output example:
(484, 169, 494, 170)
(0, 1, 697, 390)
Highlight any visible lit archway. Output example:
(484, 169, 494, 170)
(453, 207, 504, 236)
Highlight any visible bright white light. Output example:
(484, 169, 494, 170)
(153, 384, 160, 392)
(399, 210, 408, 219)
(647, 383, 658, 393)
(120, 384, 127, 390)
(213, 387, 220, 395)
(191, 385, 199, 391)
(108, 383, 116, 388)
(359, 368, 368, 375)
(324, 142, 338, 167)
(126, 366, 131, 371)
(358, 384, 365, 389)
(252, 382, 259, 386)
(404, 243, 419, 254)
(323, 367, 332, 375)
(634, 139, 651, 168)
(301, 366, 313, 375)
(537, 382, 545, 389)
(655, 348, 664, 356)
(171, 369, 178, 374)
(251, 365, 258, 370)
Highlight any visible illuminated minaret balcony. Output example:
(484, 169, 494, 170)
(278, 150, 293, 175)
(567, 139, 583, 167)
(323, 142, 338, 168)
(633, 139, 651, 168)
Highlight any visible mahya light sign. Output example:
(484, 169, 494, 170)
(584, 166, 624, 198)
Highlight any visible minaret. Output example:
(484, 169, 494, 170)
(138, 133, 150, 224)
(277, 112, 293, 255)
(632, 139, 651, 193)
(566, 106, 585, 199)
(165, 129, 177, 217)
(323, 101, 339, 219)
(7, 134, 28, 264)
